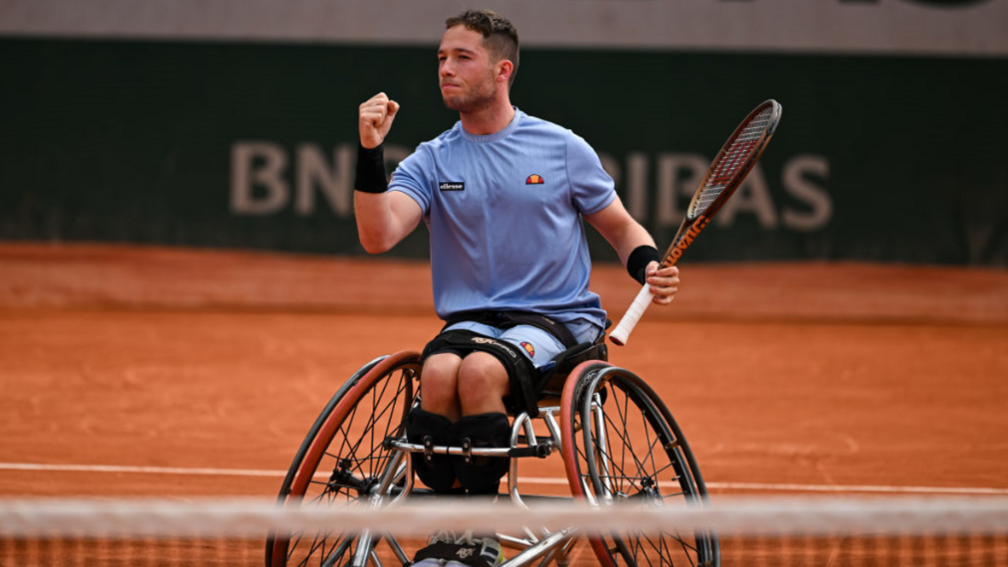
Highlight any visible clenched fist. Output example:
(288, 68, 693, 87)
(359, 92, 400, 149)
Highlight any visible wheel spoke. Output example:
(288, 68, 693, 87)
(271, 354, 419, 567)
(564, 367, 718, 567)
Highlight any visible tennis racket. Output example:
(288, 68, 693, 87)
(609, 99, 783, 346)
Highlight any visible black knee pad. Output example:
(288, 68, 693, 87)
(405, 407, 457, 493)
(449, 412, 511, 495)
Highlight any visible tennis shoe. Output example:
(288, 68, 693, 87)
(412, 530, 503, 567)
(445, 534, 503, 567)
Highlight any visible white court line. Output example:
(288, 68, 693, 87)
(520, 477, 1008, 496)
(0, 463, 282, 478)
(706, 482, 1008, 496)
(2, 462, 1008, 496)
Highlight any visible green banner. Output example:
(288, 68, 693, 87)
(1, 38, 1006, 265)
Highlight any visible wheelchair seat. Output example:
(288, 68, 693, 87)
(506, 322, 609, 418)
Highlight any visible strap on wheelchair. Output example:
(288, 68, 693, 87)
(442, 310, 578, 350)
(405, 407, 457, 493)
(450, 412, 510, 494)
(536, 341, 608, 397)
(424, 315, 608, 418)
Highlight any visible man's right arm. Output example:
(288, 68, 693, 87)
(355, 92, 423, 254)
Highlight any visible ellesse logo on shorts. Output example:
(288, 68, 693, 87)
(439, 182, 465, 191)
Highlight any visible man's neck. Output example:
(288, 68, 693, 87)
(459, 100, 516, 136)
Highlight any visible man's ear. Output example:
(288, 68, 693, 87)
(497, 59, 514, 84)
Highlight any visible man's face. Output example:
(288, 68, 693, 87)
(438, 25, 498, 112)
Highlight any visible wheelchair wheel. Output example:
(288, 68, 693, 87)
(267, 351, 421, 567)
(560, 363, 720, 567)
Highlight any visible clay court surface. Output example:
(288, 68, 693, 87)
(1, 243, 1007, 562)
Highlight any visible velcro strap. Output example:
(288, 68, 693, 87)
(443, 310, 577, 349)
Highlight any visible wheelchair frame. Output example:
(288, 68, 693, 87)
(266, 340, 719, 567)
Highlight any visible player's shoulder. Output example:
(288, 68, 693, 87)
(515, 110, 572, 137)
(397, 124, 462, 170)
(516, 110, 594, 149)
(421, 122, 465, 151)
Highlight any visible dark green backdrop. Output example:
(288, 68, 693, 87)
(2, 38, 1006, 265)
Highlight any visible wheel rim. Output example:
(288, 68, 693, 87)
(563, 366, 717, 567)
(271, 352, 420, 567)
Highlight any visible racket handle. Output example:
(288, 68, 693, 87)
(608, 283, 653, 346)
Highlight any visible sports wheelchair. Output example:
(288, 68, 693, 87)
(266, 332, 719, 567)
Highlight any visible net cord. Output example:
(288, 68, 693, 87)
(1, 497, 1007, 539)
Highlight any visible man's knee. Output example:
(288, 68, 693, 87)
(457, 352, 509, 413)
(421, 329, 536, 416)
(420, 353, 462, 415)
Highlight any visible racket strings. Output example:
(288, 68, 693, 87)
(691, 107, 774, 216)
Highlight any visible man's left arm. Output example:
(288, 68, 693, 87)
(584, 197, 680, 305)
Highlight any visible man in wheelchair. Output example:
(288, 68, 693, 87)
(354, 8, 679, 567)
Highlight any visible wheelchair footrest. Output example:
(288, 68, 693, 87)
(385, 438, 554, 459)
(507, 445, 553, 458)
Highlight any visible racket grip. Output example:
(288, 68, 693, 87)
(608, 283, 653, 346)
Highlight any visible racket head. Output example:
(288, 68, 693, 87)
(610, 99, 782, 346)
(684, 99, 782, 222)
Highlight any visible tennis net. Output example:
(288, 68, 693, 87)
(1, 495, 1006, 566)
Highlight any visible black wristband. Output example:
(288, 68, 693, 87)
(627, 245, 661, 285)
(354, 143, 389, 193)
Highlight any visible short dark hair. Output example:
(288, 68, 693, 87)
(445, 9, 520, 87)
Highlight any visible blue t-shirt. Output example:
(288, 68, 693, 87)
(389, 109, 616, 330)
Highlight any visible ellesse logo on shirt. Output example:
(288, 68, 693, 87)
(439, 182, 465, 191)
